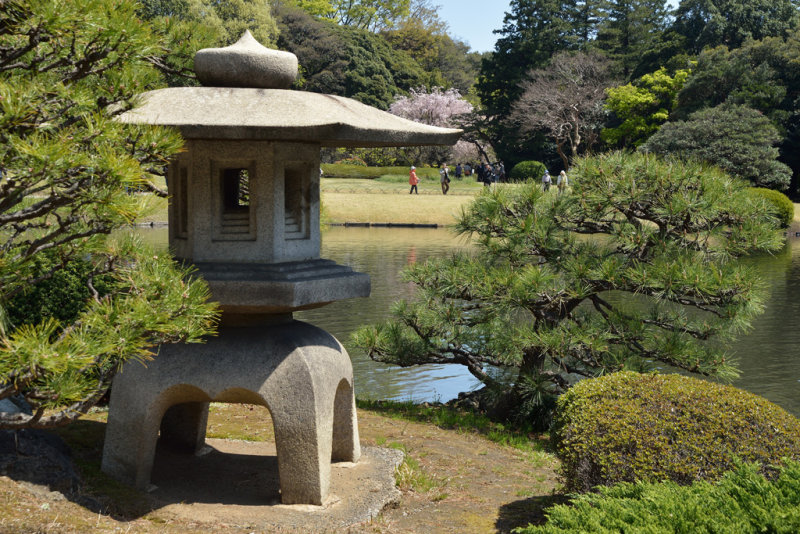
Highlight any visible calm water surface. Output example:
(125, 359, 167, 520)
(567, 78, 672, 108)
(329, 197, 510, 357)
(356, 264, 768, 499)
(139, 226, 800, 415)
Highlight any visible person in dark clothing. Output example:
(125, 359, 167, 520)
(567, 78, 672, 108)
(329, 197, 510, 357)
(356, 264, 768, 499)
(482, 163, 493, 187)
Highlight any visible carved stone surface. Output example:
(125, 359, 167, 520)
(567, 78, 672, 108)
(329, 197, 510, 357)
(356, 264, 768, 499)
(120, 87, 462, 146)
(104, 31, 460, 509)
(194, 31, 298, 89)
(101, 320, 360, 506)
(196, 260, 371, 313)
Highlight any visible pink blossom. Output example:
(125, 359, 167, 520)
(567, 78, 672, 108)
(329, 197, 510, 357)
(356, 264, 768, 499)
(389, 87, 473, 127)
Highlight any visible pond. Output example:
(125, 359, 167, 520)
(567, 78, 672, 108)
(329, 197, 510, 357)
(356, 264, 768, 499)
(138, 226, 800, 416)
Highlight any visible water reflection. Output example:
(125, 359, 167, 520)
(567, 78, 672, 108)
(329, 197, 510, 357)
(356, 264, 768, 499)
(734, 242, 800, 415)
(297, 227, 481, 403)
(134, 225, 800, 415)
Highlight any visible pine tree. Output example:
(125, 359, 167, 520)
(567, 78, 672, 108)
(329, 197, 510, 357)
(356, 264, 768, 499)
(595, 0, 672, 79)
(0, 0, 217, 429)
(354, 151, 783, 426)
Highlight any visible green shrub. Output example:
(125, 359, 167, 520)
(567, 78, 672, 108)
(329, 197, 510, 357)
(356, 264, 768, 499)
(516, 461, 800, 533)
(5, 254, 113, 328)
(749, 187, 794, 228)
(510, 160, 547, 182)
(552, 372, 800, 493)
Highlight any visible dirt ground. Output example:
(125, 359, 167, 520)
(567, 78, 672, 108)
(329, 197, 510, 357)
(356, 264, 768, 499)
(0, 405, 562, 533)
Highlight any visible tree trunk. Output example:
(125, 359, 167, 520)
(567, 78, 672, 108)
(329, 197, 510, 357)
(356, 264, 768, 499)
(556, 140, 570, 171)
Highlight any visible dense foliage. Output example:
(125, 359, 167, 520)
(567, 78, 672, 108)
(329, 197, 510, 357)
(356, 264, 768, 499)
(275, 5, 427, 109)
(594, 0, 672, 79)
(381, 5, 482, 97)
(0, 0, 217, 428)
(602, 67, 691, 148)
(749, 188, 795, 228)
(467, 1, 800, 193)
(552, 372, 800, 492)
(517, 461, 800, 533)
(354, 151, 783, 426)
(4, 256, 112, 329)
(673, 34, 800, 193)
(672, 0, 800, 55)
(643, 104, 793, 190)
(476, 0, 582, 167)
(138, 0, 278, 47)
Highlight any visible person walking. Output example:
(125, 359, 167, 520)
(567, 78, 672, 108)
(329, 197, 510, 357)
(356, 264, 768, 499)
(482, 163, 493, 187)
(409, 166, 419, 194)
(557, 170, 569, 194)
(455, 163, 462, 180)
(542, 170, 551, 191)
(440, 163, 450, 195)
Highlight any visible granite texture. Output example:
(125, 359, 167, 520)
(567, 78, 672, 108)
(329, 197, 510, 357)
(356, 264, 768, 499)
(101, 320, 361, 505)
(194, 31, 298, 89)
(122, 87, 462, 146)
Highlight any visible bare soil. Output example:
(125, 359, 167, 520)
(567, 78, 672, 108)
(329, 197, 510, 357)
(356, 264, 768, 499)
(0, 405, 562, 533)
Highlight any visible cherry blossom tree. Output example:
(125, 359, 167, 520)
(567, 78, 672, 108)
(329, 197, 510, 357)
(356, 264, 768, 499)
(389, 87, 490, 165)
(390, 87, 473, 126)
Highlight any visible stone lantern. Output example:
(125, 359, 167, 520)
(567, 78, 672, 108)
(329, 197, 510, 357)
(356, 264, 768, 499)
(100, 32, 460, 505)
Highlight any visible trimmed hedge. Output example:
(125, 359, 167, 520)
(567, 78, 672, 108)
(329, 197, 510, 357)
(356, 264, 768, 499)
(516, 461, 800, 533)
(510, 160, 547, 183)
(749, 187, 795, 228)
(552, 372, 800, 493)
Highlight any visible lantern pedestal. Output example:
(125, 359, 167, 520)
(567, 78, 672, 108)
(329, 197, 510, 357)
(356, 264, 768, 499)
(101, 319, 360, 505)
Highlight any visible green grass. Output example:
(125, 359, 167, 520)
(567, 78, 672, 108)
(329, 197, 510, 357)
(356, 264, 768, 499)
(356, 398, 548, 455)
(321, 176, 485, 195)
(388, 441, 440, 493)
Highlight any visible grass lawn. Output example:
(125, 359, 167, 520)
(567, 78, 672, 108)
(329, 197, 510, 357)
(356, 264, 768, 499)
(321, 175, 492, 225)
(323, 191, 474, 226)
(321, 163, 442, 180)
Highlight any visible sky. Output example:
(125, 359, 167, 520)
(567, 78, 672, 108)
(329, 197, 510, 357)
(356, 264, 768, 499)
(436, 0, 511, 53)
(434, 0, 681, 54)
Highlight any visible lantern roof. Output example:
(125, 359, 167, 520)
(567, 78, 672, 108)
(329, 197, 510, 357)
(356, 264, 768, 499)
(118, 32, 462, 147)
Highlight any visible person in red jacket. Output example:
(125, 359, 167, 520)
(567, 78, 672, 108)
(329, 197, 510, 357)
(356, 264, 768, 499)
(409, 166, 419, 194)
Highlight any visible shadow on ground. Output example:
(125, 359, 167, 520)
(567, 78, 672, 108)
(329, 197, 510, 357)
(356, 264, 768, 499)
(19, 418, 403, 531)
(495, 493, 569, 532)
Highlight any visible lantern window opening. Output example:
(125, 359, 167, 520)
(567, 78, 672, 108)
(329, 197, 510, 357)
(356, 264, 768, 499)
(216, 163, 256, 240)
(223, 168, 251, 211)
(284, 163, 310, 241)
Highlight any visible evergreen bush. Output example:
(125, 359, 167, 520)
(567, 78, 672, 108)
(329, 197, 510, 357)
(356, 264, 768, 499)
(552, 372, 800, 493)
(749, 187, 795, 228)
(509, 160, 547, 182)
(5, 255, 112, 328)
(516, 461, 800, 533)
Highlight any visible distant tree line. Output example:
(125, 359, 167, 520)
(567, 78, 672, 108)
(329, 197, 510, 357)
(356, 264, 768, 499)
(136, 0, 800, 191)
(477, 0, 800, 193)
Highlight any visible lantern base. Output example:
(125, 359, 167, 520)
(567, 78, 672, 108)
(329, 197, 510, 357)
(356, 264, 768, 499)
(101, 320, 360, 505)
(194, 259, 370, 313)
